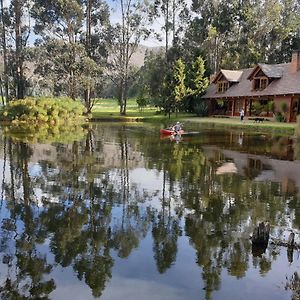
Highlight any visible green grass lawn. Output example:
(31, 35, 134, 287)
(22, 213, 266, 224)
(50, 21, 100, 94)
(92, 98, 192, 122)
(92, 98, 297, 135)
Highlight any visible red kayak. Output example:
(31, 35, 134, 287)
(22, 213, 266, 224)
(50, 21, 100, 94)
(160, 129, 184, 135)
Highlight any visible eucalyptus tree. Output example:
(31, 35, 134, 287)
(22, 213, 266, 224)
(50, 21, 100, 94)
(11, 0, 32, 99)
(0, 0, 31, 99)
(260, 0, 300, 63)
(136, 50, 166, 108)
(82, 0, 110, 112)
(31, 0, 85, 99)
(31, 0, 109, 105)
(183, 0, 300, 71)
(150, 0, 188, 55)
(107, 0, 152, 115)
(0, 0, 9, 102)
(185, 0, 240, 72)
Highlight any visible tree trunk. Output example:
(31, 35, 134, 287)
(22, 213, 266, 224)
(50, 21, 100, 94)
(119, 78, 125, 115)
(172, 0, 175, 45)
(0, 0, 9, 102)
(15, 0, 25, 99)
(69, 42, 76, 100)
(119, 0, 126, 116)
(165, 0, 169, 56)
(70, 70, 76, 100)
(85, 89, 91, 113)
(84, 0, 92, 111)
(0, 76, 4, 105)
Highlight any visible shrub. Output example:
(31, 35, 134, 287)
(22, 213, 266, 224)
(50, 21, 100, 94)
(136, 94, 148, 111)
(0, 97, 87, 126)
(252, 101, 264, 116)
(280, 101, 288, 113)
(268, 101, 275, 112)
(275, 112, 285, 122)
(194, 101, 208, 117)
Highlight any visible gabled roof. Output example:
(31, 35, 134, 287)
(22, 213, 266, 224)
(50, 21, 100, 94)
(247, 63, 284, 80)
(203, 63, 300, 99)
(212, 69, 243, 83)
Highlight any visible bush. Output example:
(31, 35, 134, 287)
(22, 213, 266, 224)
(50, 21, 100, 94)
(0, 97, 87, 126)
(194, 101, 208, 117)
(275, 112, 285, 122)
(252, 101, 264, 116)
(136, 94, 148, 111)
(280, 101, 288, 113)
(268, 101, 275, 112)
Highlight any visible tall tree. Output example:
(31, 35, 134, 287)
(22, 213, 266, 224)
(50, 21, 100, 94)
(32, 0, 85, 99)
(108, 0, 151, 115)
(184, 0, 300, 72)
(0, 0, 9, 102)
(173, 58, 186, 114)
(83, 0, 110, 112)
(3, 0, 31, 99)
(32, 0, 109, 104)
(185, 55, 208, 112)
(151, 0, 188, 55)
(187, 55, 208, 97)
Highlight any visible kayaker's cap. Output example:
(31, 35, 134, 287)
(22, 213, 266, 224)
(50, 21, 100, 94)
(176, 121, 180, 124)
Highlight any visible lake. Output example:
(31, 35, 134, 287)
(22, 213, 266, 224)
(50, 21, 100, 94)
(0, 122, 299, 300)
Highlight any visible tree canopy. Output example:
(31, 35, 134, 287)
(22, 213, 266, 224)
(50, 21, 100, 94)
(0, 0, 300, 115)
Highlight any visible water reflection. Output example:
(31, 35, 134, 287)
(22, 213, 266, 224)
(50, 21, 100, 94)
(0, 123, 299, 300)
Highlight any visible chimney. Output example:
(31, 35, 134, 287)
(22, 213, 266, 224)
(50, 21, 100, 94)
(291, 50, 300, 73)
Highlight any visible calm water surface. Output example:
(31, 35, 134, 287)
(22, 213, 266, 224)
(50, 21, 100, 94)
(0, 122, 299, 300)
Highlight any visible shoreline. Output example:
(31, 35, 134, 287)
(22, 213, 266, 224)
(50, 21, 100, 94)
(90, 115, 297, 136)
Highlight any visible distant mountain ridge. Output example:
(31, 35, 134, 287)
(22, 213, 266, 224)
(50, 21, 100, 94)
(130, 45, 164, 67)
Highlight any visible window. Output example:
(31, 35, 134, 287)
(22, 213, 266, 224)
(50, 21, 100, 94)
(260, 78, 268, 89)
(253, 77, 268, 90)
(217, 81, 229, 93)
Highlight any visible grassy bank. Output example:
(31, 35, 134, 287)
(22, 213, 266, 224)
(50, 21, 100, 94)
(184, 117, 296, 135)
(92, 99, 297, 135)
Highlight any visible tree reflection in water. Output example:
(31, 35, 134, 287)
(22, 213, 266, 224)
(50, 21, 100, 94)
(0, 124, 299, 300)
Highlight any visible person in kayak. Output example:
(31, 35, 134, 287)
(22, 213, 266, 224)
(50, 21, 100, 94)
(173, 122, 182, 134)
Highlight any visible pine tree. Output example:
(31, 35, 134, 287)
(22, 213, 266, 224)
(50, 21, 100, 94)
(173, 58, 186, 114)
(188, 56, 209, 97)
(185, 55, 209, 114)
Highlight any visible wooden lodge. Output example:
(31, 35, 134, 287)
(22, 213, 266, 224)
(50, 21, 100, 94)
(202, 50, 300, 122)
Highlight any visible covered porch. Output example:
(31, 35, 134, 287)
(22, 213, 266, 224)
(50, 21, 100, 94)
(208, 96, 300, 122)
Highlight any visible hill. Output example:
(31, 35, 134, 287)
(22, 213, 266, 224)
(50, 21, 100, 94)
(130, 45, 164, 67)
